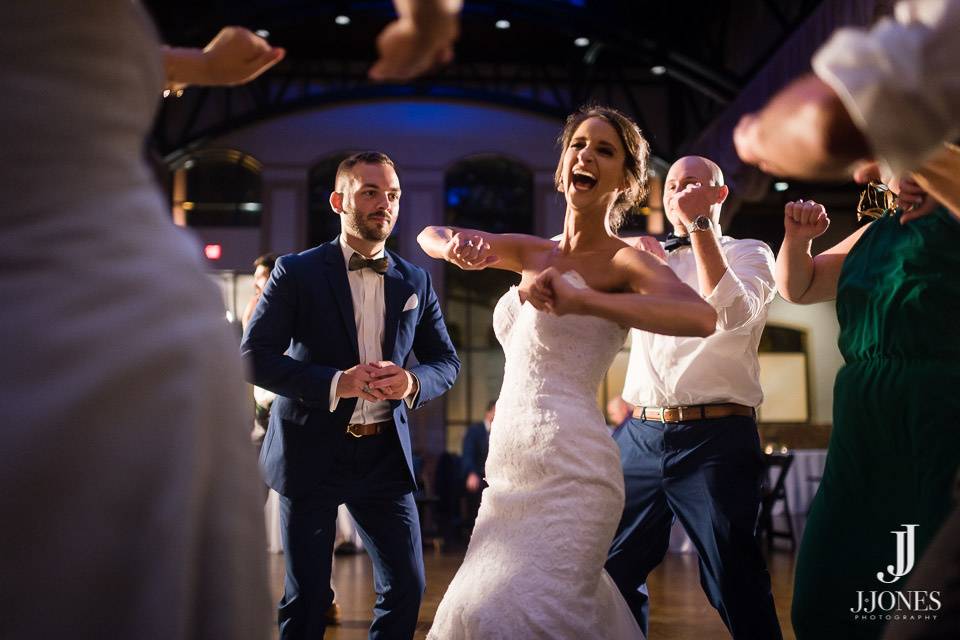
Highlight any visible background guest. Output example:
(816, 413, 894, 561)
(461, 399, 495, 532)
(605, 395, 633, 436)
(242, 253, 278, 331)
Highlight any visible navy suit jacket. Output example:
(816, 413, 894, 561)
(240, 240, 460, 498)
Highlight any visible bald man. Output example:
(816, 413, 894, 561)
(606, 156, 782, 639)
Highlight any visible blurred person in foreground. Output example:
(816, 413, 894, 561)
(734, 0, 959, 216)
(0, 2, 461, 638)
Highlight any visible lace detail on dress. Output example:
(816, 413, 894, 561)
(428, 273, 641, 639)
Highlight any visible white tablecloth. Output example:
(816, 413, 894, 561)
(668, 448, 828, 553)
(776, 448, 827, 516)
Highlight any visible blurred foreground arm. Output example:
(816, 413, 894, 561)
(369, 0, 462, 81)
(163, 27, 285, 90)
(735, 0, 960, 180)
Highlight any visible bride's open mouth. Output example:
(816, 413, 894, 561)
(571, 169, 597, 192)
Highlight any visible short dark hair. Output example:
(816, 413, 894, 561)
(554, 105, 650, 219)
(334, 151, 397, 191)
(253, 253, 277, 271)
(486, 399, 497, 412)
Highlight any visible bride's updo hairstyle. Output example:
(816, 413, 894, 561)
(554, 105, 651, 218)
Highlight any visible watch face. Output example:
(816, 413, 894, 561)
(694, 215, 711, 230)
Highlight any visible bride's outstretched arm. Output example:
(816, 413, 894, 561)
(417, 226, 553, 273)
(528, 249, 716, 337)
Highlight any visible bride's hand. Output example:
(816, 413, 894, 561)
(530, 268, 586, 316)
(444, 232, 500, 270)
(525, 273, 554, 313)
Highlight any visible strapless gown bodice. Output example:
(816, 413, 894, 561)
(494, 282, 629, 400)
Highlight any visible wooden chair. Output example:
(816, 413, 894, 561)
(756, 452, 796, 551)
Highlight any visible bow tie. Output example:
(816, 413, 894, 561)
(662, 233, 691, 253)
(348, 252, 389, 274)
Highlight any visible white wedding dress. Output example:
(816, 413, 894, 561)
(429, 275, 643, 639)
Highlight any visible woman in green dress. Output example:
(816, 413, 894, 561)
(775, 169, 960, 639)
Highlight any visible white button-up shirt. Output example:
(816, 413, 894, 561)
(622, 235, 777, 409)
(329, 235, 392, 424)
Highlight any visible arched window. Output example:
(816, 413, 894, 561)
(172, 149, 262, 227)
(443, 155, 533, 453)
(307, 152, 352, 248)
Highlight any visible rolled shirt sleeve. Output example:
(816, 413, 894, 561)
(812, 0, 960, 176)
(703, 239, 776, 332)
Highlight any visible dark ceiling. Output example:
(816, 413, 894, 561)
(145, 0, 824, 158)
(144, 0, 873, 246)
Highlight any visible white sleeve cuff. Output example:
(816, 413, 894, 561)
(329, 371, 343, 412)
(704, 267, 740, 310)
(404, 371, 421, 409)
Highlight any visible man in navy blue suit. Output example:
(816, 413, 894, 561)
(241, 151, 459, 639)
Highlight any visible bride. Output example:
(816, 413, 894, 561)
(417, 105, 717, 639)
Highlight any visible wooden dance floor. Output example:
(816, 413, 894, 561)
(267, 546, 797, 639)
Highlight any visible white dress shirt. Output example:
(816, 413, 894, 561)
(812, 0, 960, 176)
(622, 235, 777, 409)
(328, 235, 393, 424)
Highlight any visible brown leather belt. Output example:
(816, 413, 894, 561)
(345, 420, 391, 438)
(634, 403, 754, 423)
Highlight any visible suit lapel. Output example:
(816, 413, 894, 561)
(323, 241, 360, 361)
(382, 253, 415, 362)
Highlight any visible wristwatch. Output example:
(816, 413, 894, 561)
(686, 215, 712, 234)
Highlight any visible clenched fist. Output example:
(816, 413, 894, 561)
(527, 267, 588, 316)
(444, 232, 499, 270)
(784, 199, 830, 242)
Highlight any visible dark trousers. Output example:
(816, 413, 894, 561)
(277, 427, 424, 640)
(605, 415, 782, 639)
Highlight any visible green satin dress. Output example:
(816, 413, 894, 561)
(792, 206, 960, 639)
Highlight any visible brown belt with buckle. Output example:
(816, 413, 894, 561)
(345, 420, 391, 438)
(634, 403, 755, 423)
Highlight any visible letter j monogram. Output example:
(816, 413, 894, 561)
(877, 524, 918, 584)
